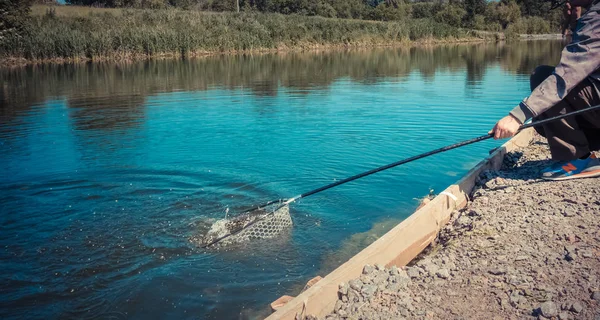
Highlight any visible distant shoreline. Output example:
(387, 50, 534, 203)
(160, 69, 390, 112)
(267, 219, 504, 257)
(1, 37, 495, 68)
(1, 5, 500, 68)
(519, 33, 563, 40)
(1, 5, 565, 68)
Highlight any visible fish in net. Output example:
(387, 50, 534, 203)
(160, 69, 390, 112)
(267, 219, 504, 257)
(198, 202, 293, 247)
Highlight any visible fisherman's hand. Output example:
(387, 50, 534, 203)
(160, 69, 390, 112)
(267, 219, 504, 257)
(489, 114, 522, 140)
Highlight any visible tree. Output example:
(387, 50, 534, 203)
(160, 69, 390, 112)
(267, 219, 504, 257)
(435, 4, 466, 27)
(515, 0, 550, 16)
(463, 0, 486, 27)
(0, 0, 34, 44)
(495, 0, 521, 29)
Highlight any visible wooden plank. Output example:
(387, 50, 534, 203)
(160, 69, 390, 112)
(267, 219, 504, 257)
(266, 129, 534, 320)
(455, 128, 534, 194)
(270, 295, 295, 312)
(303, 276, 323, 291)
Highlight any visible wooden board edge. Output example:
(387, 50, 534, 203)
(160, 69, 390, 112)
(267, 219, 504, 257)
(265, 129, 534, 320)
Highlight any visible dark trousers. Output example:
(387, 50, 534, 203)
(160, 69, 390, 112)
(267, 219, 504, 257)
(531, 65, 600, 161)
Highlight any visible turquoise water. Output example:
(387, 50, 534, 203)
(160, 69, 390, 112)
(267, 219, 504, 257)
(0, 41, 563, 319)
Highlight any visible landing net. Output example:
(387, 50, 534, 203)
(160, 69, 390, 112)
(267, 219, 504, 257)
(199, 202, 292, 247)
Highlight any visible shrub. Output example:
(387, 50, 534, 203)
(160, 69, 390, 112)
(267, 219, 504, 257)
(1, 7, 467, 61)
(434, 4, 466, 28)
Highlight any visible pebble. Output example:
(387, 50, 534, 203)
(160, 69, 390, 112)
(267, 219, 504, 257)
(436, 269, 450, 279)
(592, 291, 600, 300)
(489, 268, 506, 276)
(363, 264, 374, 275)
(515, 255, 528, 261)
(334, 300, 343, 311)
(456, 216, 472, 227)
(570, 301, 583, 313)
(348, 279, 363, 292)
(361, 284, 378, 298)
(539, 301, 558, 318)
(389, 266, 400, 276)
(406, 267, 420, 279)
(338, 282, 348, 295)
(558, 312, 570, 320)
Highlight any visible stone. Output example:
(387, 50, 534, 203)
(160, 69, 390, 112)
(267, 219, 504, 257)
(456, 216, 472, 227)
(406, 267, 421, 279)
(361, 284, 378, 298)
(436, 269, 450, 279)
(592, 291, 600, 300)
(338, 282, 349, 296)
(386, 282, 403, 292)
(397, 268, 410, 280)
(558, 312, 570, 320)
(375, 264, 385, 271)
(363, 264, 374, 275)
(489, 268, 506, 276)
(389, 266, 400, 276)
(420, 263, 438, 276)
(348, 279, 363, 292)
(445, 262, 457, 271)
(570, 302, 583, 313)
(359, 274, 373, 285)
(581, 251, 593, 258)
(561, 208, 576, 217)
(539, 301, 558, 318)
(335, 300, 344, 312)
(515, 256, 528, 261)
(373, 273, 389, 285)
(348, 290, 360, 303)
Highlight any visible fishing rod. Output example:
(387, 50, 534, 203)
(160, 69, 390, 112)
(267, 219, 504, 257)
(201, 104, 600, 248)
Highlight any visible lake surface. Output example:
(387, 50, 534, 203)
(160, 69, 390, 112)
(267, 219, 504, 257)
(0, 41, 563, 319)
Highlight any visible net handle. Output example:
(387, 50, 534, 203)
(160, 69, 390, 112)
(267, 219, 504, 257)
(202, 104, 600, 248)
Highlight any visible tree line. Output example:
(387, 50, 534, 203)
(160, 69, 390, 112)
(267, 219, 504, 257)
(62, 0, 562, 32)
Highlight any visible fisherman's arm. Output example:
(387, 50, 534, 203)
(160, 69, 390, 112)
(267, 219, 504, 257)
(491, 1, 600, 139)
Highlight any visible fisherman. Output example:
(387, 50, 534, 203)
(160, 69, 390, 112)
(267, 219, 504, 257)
(490, 0, 600, 180)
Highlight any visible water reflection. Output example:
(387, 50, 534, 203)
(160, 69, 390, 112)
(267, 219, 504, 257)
(1, 41, 563, 132)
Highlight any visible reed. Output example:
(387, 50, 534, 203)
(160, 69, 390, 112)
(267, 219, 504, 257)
(2, 6, 475, 63)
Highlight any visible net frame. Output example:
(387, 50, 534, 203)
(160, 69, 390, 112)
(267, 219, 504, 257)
(200, 202, 293, 247)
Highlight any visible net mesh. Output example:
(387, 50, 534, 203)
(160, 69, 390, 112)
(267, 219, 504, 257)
(200, 203, 292, 247)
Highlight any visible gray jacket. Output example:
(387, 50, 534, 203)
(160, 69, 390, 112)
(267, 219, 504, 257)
(510, 0, 600, 123)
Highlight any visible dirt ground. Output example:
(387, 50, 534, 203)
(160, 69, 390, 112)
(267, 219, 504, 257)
(315, 135, 600, 320)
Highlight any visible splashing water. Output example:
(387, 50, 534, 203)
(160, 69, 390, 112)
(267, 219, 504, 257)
(194, 203, 293, 247)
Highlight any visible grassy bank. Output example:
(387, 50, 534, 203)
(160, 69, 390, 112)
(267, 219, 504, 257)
(1, 5, 492, 65)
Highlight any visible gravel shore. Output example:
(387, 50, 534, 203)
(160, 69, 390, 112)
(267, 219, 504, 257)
(315, 135, 600, 320)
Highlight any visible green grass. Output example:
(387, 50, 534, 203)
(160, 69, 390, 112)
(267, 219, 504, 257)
(2, 5, 479, 63)
(30, 4, 125, 17)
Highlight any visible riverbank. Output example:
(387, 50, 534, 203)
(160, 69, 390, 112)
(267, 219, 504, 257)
(319, 134, 600, 319)
(0, 5, 496, 67)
